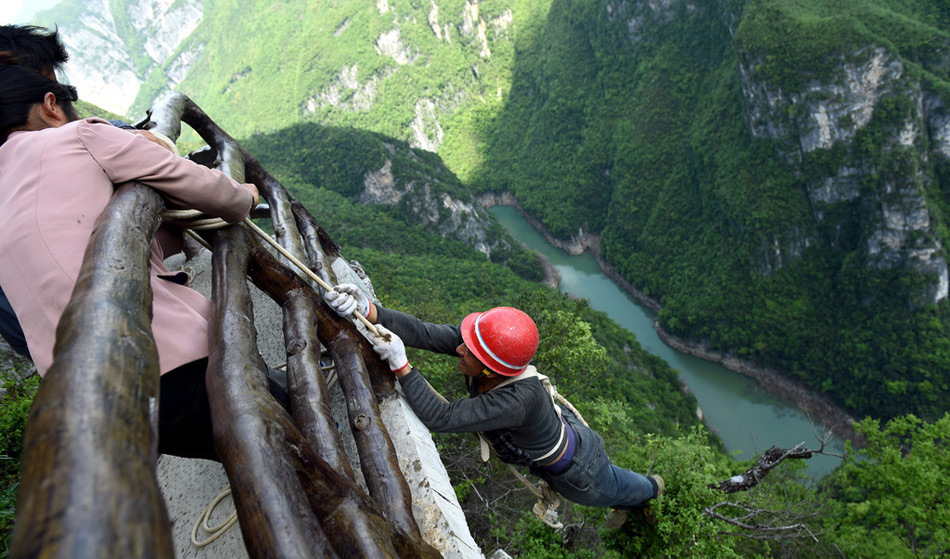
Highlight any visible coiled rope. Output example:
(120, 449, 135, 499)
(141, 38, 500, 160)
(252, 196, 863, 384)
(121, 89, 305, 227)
(188, 356, 337, 547)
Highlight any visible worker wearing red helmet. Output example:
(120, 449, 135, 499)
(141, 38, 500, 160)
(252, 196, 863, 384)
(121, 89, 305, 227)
(325, 284, 662, 527)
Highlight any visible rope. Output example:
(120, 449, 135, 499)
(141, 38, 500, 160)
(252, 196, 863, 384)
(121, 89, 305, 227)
(555, 393, 588, 428)
(190, 487, 238, 547)
(161, 209, 381, 337)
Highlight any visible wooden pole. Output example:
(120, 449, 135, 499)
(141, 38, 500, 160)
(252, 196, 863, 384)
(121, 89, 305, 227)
(291, 200, 397, 400)
(206, 226, 340, 559)
(11, 184, 174, 559)
(145, 92, 439, 556)
(243, 239, 443, 559)
(212, 227, 440, 558)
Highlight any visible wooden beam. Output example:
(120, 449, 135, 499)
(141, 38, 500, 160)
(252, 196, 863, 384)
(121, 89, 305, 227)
(12, 183, 174, 559)
(207, 226, 340, 559)
(211, 227, 441, 558)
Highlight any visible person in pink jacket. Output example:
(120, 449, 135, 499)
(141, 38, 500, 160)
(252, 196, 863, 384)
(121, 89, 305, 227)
(0, 62, 262, 460)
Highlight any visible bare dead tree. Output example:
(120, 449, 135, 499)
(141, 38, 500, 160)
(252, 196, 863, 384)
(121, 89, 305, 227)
(709, 435, 843, 494)
(702, 434, 846, 549)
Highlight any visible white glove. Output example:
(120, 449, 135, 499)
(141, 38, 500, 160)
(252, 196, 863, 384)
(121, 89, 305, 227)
(370, 325, 409, 372)
(324, 283, 370, 317)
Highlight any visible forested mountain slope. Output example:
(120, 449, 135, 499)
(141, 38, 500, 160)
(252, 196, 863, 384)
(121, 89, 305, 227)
(35, 0, 950, 422)
(478, 0, 950, 422)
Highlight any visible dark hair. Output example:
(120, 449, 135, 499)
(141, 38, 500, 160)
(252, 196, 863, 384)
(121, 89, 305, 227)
(0, 63, 78, 145)
(0, 25, 69, 77)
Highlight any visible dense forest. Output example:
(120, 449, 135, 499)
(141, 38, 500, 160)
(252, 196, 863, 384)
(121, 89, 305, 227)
(472, 0, 950, 424)
(243, 122, 950, 559)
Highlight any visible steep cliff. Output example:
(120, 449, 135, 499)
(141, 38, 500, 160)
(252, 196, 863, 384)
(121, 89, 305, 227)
(478, 0, 950, 421)
(736, 19, 950, 305)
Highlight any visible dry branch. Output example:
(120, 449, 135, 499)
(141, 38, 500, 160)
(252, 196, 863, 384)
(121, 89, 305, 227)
(703, 502, 819, 542)
(709, 443, 816, 494)
(12, 184, 174, 559)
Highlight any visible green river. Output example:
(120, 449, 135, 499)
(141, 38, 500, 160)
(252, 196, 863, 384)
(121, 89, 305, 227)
(491, 205, 844, 478)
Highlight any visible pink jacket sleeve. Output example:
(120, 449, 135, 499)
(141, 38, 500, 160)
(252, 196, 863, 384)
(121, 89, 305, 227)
(76, 119, 254, 223)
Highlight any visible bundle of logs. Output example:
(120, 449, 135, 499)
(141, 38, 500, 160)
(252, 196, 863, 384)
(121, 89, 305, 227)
(10, 92, 443, 559)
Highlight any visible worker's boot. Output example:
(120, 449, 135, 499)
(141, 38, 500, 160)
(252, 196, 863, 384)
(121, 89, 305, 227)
(643, 475, 665, 524)
(605, 475, 665, 529)
(604, 508, 629, 530)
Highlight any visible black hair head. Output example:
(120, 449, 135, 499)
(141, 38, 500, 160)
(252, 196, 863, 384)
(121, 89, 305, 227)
(0, 25, 69, 77)
(0, 62, 78, 145)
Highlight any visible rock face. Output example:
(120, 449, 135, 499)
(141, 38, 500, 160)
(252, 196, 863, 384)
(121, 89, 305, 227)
(361, 151, 504, 257)
(39, 0, 204, 115)
(737, 41, 950, 305)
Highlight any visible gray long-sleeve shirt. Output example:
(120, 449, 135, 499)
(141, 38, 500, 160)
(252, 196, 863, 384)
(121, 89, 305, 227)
(377, 306, 565, 467)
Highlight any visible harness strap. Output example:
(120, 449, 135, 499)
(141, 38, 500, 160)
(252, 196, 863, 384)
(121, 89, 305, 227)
(488, 366, 566, 464)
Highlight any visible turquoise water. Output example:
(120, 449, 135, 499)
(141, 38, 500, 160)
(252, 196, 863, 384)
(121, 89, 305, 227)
(491, 205, 844, 478)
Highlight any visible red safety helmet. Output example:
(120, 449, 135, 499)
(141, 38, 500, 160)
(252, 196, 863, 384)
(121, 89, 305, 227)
(460, 307, 539, 376)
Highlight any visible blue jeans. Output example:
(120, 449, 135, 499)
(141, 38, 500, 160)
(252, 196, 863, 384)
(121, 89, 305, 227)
(533, 410, 657, 509)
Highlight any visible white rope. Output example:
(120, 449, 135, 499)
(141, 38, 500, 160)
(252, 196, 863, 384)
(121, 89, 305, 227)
(161, 210, 381, 337)
(190, 487, 237, 548)
(240, 219, 382, 337)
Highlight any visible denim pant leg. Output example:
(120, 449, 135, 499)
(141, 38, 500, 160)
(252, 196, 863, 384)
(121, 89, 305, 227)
(0, 285, 29, 358)
(537, 421, 656, 509)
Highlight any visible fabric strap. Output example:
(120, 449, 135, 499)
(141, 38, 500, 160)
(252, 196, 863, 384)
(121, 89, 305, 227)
(478, 365, 566, 464)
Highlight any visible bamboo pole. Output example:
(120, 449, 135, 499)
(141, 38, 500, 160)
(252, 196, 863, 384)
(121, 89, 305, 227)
(11, 183, 173, 559)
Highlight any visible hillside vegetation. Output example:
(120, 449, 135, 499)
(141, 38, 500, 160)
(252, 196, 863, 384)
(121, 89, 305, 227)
(474, 0, 950, 422)
(39, 0, 950, 423)
(244, 122, 949, 559)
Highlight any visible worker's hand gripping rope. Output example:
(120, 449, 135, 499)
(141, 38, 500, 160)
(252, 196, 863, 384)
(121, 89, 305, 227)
(367, 324, 408, 372)
(324, 285, 406, 370)
(323, 283, 370, 318)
